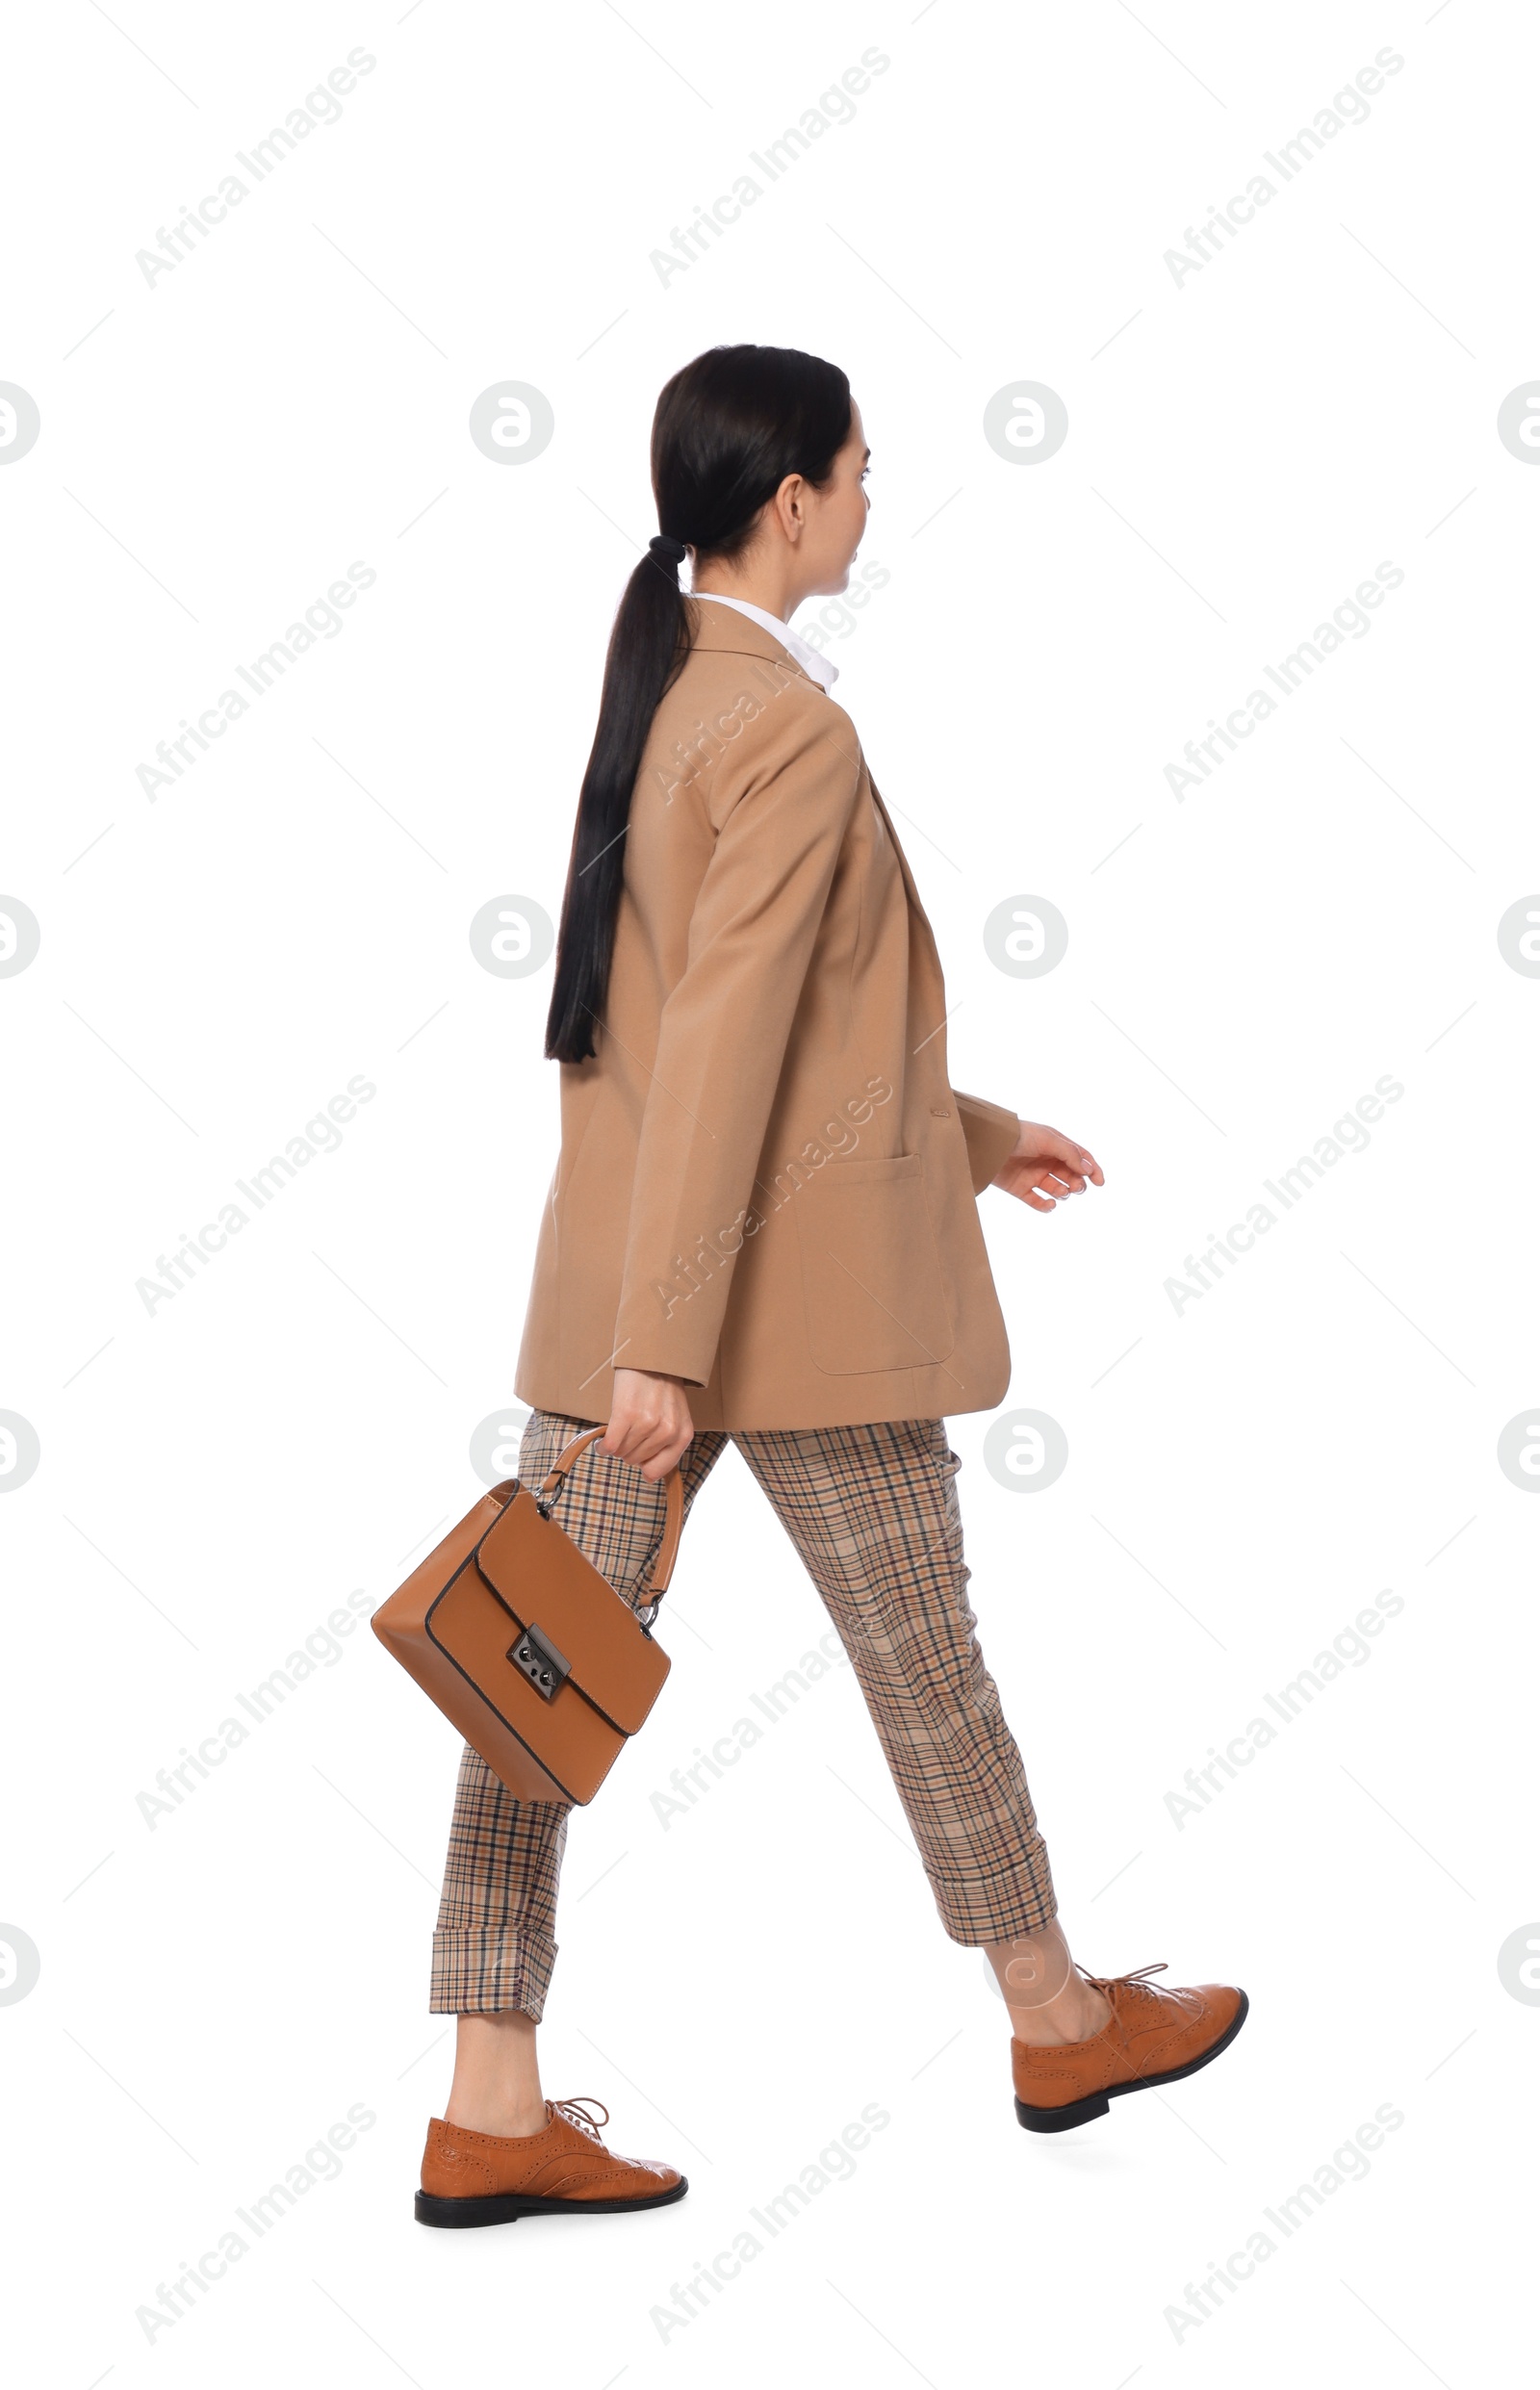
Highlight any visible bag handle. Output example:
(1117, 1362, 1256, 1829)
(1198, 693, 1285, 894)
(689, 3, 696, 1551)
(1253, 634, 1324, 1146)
(535, 1426, 685, 1630)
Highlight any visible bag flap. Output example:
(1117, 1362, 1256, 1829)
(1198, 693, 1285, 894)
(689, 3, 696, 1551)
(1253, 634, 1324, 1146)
(469, 1484, 668, 1735)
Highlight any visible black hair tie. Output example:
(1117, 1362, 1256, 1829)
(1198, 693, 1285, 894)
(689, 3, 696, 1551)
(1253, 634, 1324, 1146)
(648, 533, 687, 565)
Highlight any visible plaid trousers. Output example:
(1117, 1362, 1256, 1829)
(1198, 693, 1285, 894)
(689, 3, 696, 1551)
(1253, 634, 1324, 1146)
(431, 1409, 1058, 2018)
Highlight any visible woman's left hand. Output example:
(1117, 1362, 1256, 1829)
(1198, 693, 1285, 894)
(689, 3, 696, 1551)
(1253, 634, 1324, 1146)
(991, 1119, 1105, 1214)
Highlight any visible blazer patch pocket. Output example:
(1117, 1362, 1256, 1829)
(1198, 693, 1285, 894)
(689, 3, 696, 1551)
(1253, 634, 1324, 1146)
(794, 1151, 957, 1375)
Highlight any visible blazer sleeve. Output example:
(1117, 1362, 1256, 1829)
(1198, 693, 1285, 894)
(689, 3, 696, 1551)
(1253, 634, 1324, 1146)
(611, 702, 864, 1386)
(951, 1088, 1019, 1195)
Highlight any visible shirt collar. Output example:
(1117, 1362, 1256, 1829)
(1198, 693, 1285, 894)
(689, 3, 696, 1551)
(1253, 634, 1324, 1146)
(688, 590, 839, 692)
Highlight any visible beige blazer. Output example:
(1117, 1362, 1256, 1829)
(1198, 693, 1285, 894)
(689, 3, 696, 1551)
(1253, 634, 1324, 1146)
(514, 599, 1020, 1431)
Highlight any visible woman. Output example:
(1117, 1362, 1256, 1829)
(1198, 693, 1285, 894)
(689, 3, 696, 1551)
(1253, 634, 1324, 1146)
(416, 345, 1245, 2228)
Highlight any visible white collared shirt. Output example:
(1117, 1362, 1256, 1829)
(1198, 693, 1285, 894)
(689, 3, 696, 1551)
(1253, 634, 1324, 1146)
(689, 590, 839, 692)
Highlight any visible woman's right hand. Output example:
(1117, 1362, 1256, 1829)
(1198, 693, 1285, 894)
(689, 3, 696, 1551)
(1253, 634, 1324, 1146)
(601, 1367, 695, 1480)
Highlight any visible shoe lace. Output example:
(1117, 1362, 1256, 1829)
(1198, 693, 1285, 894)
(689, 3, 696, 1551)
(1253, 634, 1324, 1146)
(553, 2095, 610, 2141)
(1087, 1960, 1168, 2005)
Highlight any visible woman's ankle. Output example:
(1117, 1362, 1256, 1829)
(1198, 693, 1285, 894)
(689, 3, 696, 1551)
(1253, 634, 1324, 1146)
(984, 1920, 1114, 2046)
(443, 2088, 550, 2138)
(1008, 1968, 1112, 2047)
(444, 2009, 547, 2137)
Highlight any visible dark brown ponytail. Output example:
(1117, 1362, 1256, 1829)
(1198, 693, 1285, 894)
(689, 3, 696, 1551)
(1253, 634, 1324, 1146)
(544, 344, 851, 1065)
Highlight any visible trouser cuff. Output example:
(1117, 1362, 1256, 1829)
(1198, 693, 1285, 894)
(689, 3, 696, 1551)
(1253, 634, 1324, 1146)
(928, 1854, 1060, 1946)
(429, 1928, 557, 2020)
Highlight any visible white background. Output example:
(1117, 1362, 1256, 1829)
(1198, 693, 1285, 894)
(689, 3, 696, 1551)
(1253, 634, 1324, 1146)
(2, 1, 1534, 2383)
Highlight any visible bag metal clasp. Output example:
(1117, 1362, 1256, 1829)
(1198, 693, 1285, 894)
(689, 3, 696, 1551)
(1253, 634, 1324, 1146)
(508, 1620, 572, 1701)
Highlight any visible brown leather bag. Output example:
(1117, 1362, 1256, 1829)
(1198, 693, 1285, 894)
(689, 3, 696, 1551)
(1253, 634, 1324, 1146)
(370, 1426, 683, 1804)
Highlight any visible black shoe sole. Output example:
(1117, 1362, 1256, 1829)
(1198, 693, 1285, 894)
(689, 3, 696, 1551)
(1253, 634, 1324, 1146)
(415, 2174, 689, 2228)
(1014, 1990, 1249, 2135)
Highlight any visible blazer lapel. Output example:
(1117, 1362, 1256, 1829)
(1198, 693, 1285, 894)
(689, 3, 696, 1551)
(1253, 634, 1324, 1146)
(683, 602, 952, 1052)
(864, 773, 950, 1049)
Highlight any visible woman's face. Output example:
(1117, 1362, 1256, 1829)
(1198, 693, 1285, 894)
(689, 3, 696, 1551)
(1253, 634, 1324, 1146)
(796, 398, 870, 596)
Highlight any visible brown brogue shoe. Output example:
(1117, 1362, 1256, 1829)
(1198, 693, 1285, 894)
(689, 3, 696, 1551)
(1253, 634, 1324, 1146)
(416, 2096, 687, 2226)
(1013, 1962, 1247, 2134)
